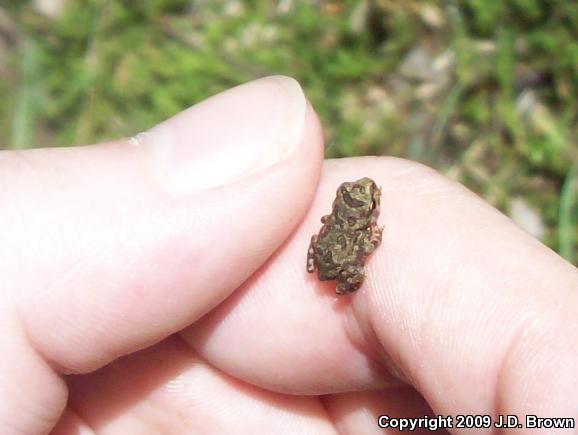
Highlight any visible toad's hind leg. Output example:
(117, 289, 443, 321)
(306, 235, 318, 273)
(336, 264, 365, 294)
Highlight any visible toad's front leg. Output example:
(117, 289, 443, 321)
(306, 235, 318, 273)
(362, 226, 382, 254)
(370, 224, 382, 248)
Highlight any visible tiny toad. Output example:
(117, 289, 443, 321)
(307, 177, 382, 294)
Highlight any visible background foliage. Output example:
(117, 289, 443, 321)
(0, 0, 576, 262)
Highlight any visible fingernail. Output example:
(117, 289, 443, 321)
(139, 76, 306, 192)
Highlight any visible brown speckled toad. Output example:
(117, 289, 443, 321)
(307, 177, 382, 294)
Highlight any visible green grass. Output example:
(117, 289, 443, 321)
(10, 35, 40, 149)
(0, 0, 576, 262)
(560, 163, 578, 264)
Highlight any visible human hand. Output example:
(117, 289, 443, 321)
(1, 77, 576, 435)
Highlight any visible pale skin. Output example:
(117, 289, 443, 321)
(1, 77, 577, 435)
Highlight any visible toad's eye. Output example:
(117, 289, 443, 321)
(358, 185, 366, 194)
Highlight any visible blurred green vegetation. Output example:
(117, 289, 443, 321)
(0, 0, 576, 261)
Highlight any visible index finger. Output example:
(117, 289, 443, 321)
(185, 157, 578, 423)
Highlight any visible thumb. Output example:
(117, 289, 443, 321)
(0, 76, 323, 434)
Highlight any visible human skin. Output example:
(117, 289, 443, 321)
(0, 76, 576, 435)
